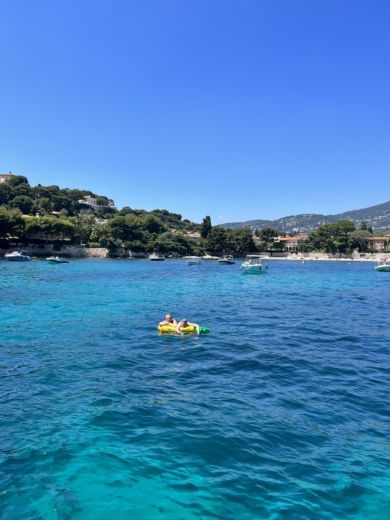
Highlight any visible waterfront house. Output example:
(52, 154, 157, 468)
(273, 235, 309, 252)
(366, 236, 390, 251)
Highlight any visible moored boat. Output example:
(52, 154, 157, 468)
(4, 251, 32, 262)
(218, 255, 235, 264)
(46, 256, 69, 264)
(149, 252, 165, 261)
(186, 256, 202, 265)
(241, 255, 268, 274)
(374, 260, 390, 272)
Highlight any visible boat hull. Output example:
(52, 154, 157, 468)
(5, 256, 31, 262)
(374, 265, 390, 272)
(218, 260, 235, 264)
(241, 265, 267, 274)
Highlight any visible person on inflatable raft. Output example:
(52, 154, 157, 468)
(158, 314, 200, 335)
(176, 319, 200, 335)
(159, 314, 178, 327)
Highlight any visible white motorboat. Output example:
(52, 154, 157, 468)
(149, 253, 165, 261)
(241, 255, 268, 274)
(4, 251, 32, 262)
(218, 255, 235, 265)
(187, 256, 202, 265)
(47, 256, 69, 264)
(374, 261, 390, 272)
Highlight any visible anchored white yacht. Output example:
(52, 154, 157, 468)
(149, 253, 165, 261)
(218, 255, 235, 264)
(47, 256, 69, 264)
(374, 259, 390, 272)
(241, 255, 268, 274)
(4, 251, 32, 262)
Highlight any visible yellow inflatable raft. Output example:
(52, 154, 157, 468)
(157, 325, 209, 334)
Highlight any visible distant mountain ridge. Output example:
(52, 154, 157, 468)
(221, 200, 390, 233)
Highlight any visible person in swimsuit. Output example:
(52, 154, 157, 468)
(159, 314, 178, 327)
(176, 318, 200, 335)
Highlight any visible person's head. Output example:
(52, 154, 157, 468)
(165, 314, 173, 323)
(181, 319, 188, 326)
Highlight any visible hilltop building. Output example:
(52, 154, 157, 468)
(78, 195, 99, 207)
(0, 172, 16, 183)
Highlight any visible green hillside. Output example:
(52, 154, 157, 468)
(0, 174, 255, 256)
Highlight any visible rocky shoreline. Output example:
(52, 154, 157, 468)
(0, 244, 388, 263)
(0, 244, 145, 259)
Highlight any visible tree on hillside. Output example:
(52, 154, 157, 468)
(151, 233, 193, 256)
(360, 221, 373, 233)
(260, 227, 280, 242)
(107, 216, 133, 241)
(150, 209, 184, 229)
(228, 228, 256, 255)
(6, 175, 29, 188)
(119, 206, 136, 216)
(107, 216, 145, 243)
(200, 216, 212, 238)
(350, 229, 372, 252)
(140, 215, 167, 234)
(33, 197, 53, 214)
(309, 220, 356, 254)
(0, 208, 25, 238)
(9, 195, 34, 214)
(24, 216, 75, 242)
(74, 214, 96, 244)
(206, 227, 228, 254)
(0, 184, 12, 205)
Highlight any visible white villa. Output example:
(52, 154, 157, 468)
(78, 195, 99, 207)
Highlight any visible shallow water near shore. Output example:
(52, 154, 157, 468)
(0, 259, 389, 519)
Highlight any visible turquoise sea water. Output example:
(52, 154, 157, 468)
(0, 259, 389, 520)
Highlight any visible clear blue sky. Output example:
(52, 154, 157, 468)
(0, 0, 389, 223)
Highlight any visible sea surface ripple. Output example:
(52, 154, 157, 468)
(0, 259, 389, 519)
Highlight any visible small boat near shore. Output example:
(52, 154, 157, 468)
(4, 251, 32, 262)
(187, 256, 202, 265)
(46, 256, 69, 264)
(241, 255, 268, 274)
(149, 253, 165, 261)
(218, 255, 235, 265)
(374, 260, 390, 272)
